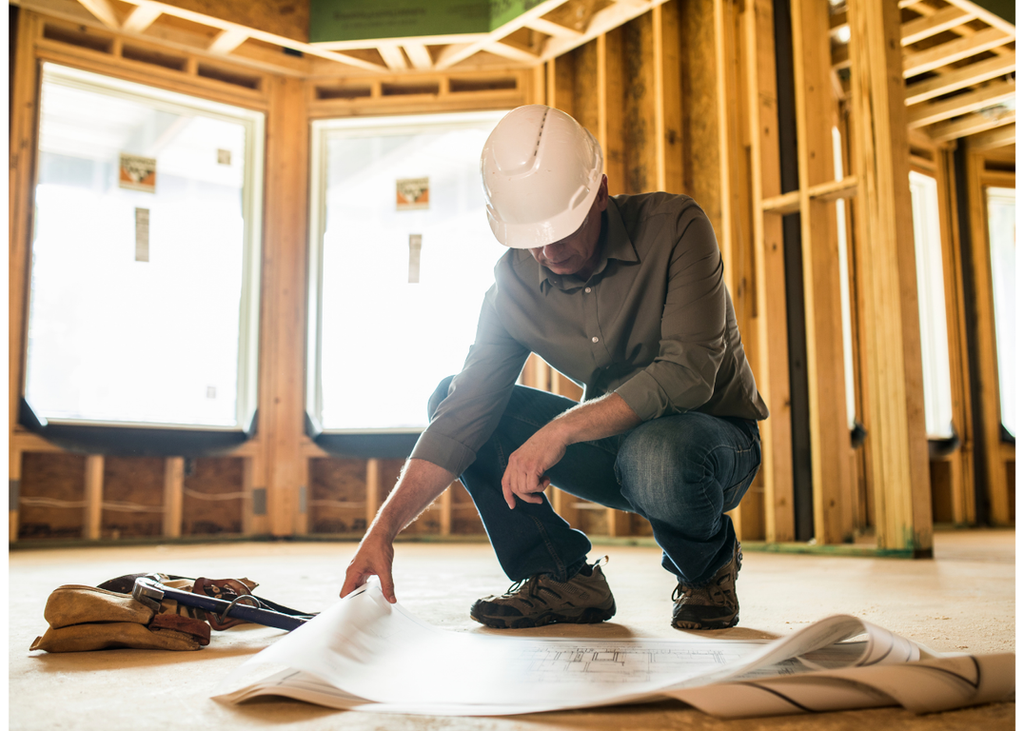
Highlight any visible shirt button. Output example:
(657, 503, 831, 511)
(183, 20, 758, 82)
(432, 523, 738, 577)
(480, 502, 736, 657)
(591, 336, 599, 343)
(585, 287, 592, 293)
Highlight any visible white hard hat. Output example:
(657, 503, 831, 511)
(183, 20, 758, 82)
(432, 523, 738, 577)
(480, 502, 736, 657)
(481, 105, 604, 249)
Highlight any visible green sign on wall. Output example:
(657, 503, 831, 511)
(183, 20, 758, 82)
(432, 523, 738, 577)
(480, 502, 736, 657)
(309, 0, 549, 43)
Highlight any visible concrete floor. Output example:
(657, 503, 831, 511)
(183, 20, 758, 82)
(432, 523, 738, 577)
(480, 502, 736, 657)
(9, 529, 1015, 730)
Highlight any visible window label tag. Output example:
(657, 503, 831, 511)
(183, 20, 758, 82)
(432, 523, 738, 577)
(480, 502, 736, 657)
(408, 233, 422, 283)
(135, 207, 150, 262)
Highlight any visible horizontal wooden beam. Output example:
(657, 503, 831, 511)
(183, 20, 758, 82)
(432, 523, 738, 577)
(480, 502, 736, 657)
(903, 27, 1012, 78)
(541, 0, 668, 61)
(904, 53, 1016, 105)
(942, 0, 1016, 37)
(907, 79, 1015, 128)
(762, 191, 800, 214)
(901, 6, 973, 46)
(928, 107, 1015, 141)
(809, 175, 859, 202)
(965, 122, 1016, 150)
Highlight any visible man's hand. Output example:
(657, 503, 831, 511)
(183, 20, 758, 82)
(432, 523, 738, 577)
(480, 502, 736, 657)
(340, 534, 397, 603)
(501, 427, 566, 509)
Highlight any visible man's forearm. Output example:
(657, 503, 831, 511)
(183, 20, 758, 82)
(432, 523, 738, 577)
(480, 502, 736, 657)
(367, 458, 456, 540)
(546, 392, 641, 445)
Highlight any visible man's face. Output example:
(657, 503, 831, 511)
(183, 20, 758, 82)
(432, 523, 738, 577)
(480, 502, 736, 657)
(529, 175, 609, 279)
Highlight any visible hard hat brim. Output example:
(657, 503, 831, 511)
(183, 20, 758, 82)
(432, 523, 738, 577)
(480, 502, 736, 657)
(486, 178, 601, 249)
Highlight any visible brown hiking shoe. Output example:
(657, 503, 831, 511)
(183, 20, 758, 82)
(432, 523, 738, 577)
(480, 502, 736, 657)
(671, 542, 742, 630)
(470, 559, 616, 629)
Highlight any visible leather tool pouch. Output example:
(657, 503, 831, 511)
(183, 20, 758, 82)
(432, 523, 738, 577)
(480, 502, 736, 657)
(30, 584, 210, 652)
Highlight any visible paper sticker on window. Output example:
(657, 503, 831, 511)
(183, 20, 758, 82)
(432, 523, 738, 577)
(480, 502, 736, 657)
(120, 153, 157, 193)
(408, 233, 422, 283)
(217, 149, 232, 165)
(396, 177, 429, 210)
(135, 207, 150, 262)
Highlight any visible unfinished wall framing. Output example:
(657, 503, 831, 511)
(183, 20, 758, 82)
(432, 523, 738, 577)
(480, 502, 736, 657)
(9, 0, 1014, 551)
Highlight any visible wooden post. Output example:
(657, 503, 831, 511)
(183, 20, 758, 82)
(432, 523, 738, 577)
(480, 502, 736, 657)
(847, 0, 933, 554)
(365, 458, 380, 532)
(659, 0, 683, 194)
(259, 75, 309, 537)
(9, 11, 40, 466)
(163, 457, 184, 538)
(966, 152, 1010, 525)
(84, 455, 104, 540)
(791, 0, 854, 544)
(242, 452, 268, 535)
(744, 0, 795, 542)
(9, 449, 23, 543)
(295, 456, 309, 535)
(936, 147, 975, 525)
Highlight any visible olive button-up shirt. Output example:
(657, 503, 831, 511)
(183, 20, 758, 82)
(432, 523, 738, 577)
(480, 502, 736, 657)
(411, 192, 769, 477)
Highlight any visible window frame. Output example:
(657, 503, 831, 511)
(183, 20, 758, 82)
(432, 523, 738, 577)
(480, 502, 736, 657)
(23, 62, 265, 432)
(306, 110, 509, 437)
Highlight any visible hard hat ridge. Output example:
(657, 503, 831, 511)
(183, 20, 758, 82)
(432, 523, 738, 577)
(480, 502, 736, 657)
(481, 105, 604, 249)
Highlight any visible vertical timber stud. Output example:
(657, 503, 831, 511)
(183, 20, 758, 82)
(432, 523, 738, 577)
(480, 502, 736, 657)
(295, 457, 309, 535)
(242, 453, 268, 535)
(743, 0, 795, 542)
(660, 1, 684, 194)
(84, 455, 105, 541)
(966, 152, 1009, 525)
(9, 451, 22, 543)
(260, 76, 309, 537)
(936, 148, 975, 525)
(847, 0, 933, 554)
(365, 458, 380, 533)
(9, 11, 40, 519)
(790, 0, 852, 545)
(163, 457, 184, 538)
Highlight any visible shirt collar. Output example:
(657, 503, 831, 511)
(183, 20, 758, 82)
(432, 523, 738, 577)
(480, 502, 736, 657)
(537, 198, 638, 291)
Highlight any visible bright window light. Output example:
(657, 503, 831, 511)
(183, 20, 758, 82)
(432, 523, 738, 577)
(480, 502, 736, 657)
(310, 112, 509, 431)
(986, 187, 1016, 437)
(909, 171, 954, 439)
(24, 64, 264, 428)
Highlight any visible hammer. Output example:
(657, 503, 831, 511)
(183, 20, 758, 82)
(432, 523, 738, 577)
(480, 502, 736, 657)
(132, 576, 308, 632)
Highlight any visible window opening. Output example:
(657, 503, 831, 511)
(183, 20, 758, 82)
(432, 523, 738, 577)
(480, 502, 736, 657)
(24, 64, 264, 429)
(986, 186, 1016, 438)
(909, 170, 955, 439)
(309, 111, 508, 431)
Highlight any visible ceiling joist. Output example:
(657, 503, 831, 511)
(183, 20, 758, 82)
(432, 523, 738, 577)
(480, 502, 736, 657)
(906, 79, 1015, 128)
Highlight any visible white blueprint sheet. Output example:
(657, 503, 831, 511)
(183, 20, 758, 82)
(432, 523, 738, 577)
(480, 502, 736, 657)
(214, 582, 1014, 717)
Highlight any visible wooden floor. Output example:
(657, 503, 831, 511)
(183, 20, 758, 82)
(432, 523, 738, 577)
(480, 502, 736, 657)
(9, 529, 1015, 730)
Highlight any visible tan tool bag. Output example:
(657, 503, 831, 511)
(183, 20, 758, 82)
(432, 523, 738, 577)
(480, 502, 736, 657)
(31, 579, 212, 653)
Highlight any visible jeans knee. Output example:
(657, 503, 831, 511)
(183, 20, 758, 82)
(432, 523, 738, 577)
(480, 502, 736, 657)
(427, 375, 456, 421)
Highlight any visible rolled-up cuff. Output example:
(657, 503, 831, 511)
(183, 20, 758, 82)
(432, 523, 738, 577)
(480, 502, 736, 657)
(410, 428, 477, 477)
(614, 371, 669, 422)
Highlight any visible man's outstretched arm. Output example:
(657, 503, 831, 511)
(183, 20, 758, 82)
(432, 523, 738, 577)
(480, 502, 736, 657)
(340, 458, 455, 603)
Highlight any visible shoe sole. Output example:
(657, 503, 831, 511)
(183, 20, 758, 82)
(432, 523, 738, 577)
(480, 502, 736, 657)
(471, 602, 616, 630)
(671, 613, 739, 631)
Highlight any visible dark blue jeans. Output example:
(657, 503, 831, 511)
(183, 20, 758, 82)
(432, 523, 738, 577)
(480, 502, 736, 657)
(429, 378, 762, 587)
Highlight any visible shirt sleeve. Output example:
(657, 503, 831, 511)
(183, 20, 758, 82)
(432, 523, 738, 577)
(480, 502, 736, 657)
(614, 208, 728, 421)
(410, 283, 530, 475)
